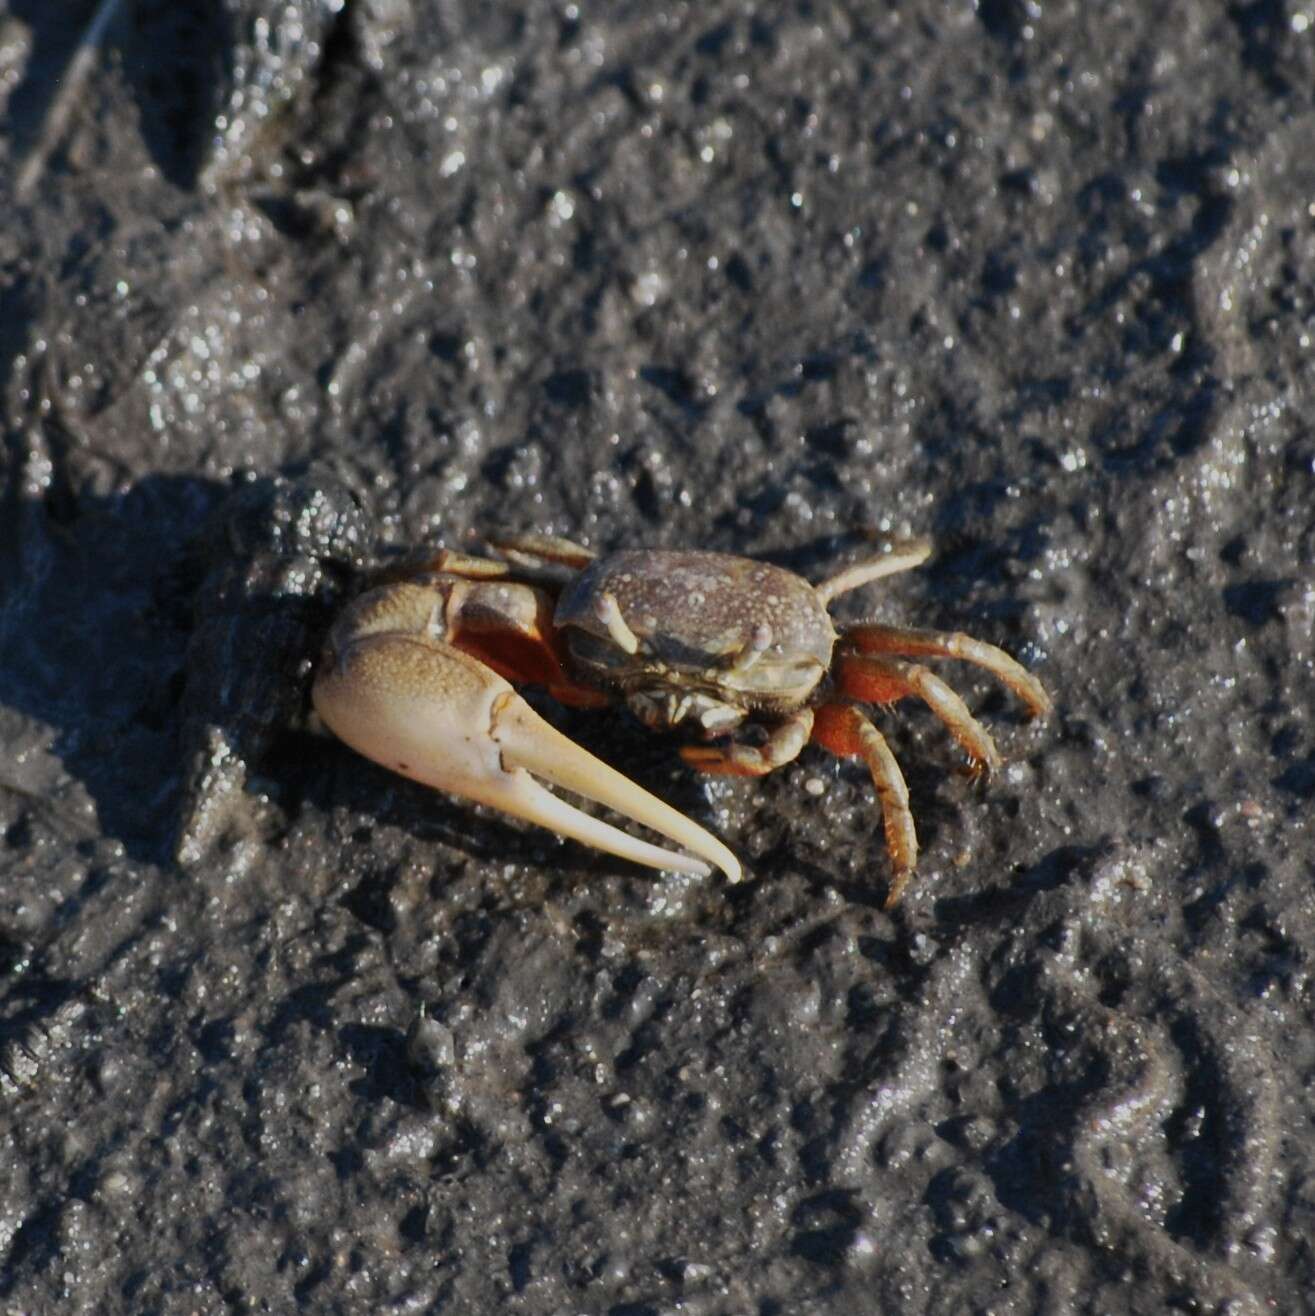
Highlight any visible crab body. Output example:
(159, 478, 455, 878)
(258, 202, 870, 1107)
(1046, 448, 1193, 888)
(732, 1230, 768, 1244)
(556, 550, 834, 729)
(313, 533, 1051, 905)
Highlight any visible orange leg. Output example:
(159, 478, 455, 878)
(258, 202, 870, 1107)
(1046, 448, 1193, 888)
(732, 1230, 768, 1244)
(811, 702, 917, 907)
(681, 709, 815, 776)
(841, 623, 1051, 718)
(836, 651, 1002, 776)
(442, 577, 610, 709)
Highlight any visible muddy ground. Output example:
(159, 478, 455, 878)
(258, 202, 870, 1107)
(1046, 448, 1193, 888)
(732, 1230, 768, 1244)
(1, 1, 1313, 1312)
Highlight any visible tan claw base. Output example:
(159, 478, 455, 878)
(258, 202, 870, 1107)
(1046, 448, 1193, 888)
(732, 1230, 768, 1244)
(312, 585, 741, 882)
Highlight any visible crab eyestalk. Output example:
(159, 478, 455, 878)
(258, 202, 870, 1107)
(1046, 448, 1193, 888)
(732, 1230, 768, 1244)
(313, 626, 741, 882)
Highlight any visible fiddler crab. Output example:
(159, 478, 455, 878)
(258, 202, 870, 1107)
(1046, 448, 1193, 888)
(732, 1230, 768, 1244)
(313, 533, 1051, 906)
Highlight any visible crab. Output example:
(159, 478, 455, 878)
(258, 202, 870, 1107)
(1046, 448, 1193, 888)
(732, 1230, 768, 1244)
(312, 534, 1051, 906)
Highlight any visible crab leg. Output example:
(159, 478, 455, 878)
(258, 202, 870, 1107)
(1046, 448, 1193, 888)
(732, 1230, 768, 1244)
(813, 538, 932, 606)
(841, 623, 1052, 718)
(681, 708, 815, 777)
(836, 651, 1003, 776)
(811, 702, 918, 908)
(313, 631, 741, 882)
(485, 532, 597, 570)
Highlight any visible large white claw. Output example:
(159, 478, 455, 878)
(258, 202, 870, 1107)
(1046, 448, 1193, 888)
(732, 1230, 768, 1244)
(313, 630, 742, 882)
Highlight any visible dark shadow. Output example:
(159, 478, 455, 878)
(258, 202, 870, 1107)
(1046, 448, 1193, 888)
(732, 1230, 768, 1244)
(790, 1188, 862, 1266)
(639, 365, 708, 416)
(1223, 578, 1292, 626)
(1, 462, 375, 874)
(1226, 0, 1292, 99)
(0, 469, 228, 863)
(978, 1080, 1093, 1230)
(932, 841, 1116, 927)
(118, 0, 229, 188)
(340, 1023, 431, 1110)
(6, 0, 224, 191)
(1275, 752, 1315, 800)
(8, 0, 367, 194)
(0, 1201, 62, 1299)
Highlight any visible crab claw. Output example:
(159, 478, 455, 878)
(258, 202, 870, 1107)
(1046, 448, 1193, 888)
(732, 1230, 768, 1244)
(313, 631, 741, 882)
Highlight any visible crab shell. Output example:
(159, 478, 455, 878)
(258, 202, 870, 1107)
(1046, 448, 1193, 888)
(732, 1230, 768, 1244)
(555, 551, 835, 725)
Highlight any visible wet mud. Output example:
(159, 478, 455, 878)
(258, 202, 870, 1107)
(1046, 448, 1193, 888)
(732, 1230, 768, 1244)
(1, 2, 1313, 1312)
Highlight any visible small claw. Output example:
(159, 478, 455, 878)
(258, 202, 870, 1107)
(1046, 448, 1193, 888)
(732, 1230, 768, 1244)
(313, 631, 741, 882)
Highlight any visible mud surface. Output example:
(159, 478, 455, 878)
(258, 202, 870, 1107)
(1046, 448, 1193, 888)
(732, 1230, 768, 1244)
(2, 2, 1313, 1313)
